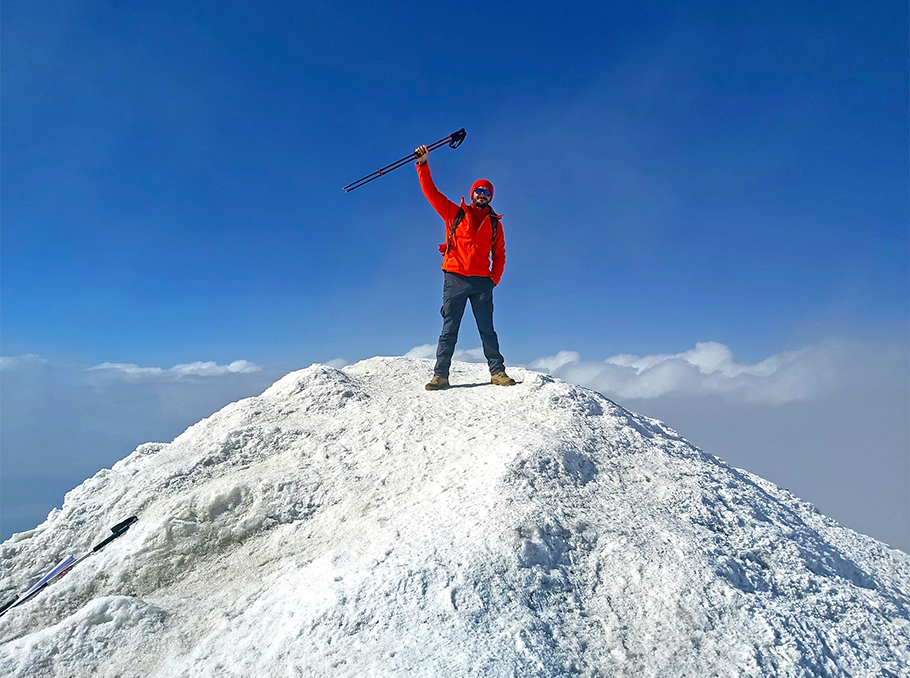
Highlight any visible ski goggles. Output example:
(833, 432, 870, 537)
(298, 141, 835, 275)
(473, 187, 492, 197)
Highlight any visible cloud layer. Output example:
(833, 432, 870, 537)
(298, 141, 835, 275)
(528, 341, 840, 404)
(86, 359, 262, 379)
(407, 340, 840, 404)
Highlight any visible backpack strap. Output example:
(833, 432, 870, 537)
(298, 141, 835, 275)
(445, 207, 466, 256)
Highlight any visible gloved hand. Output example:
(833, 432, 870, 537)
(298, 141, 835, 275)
(415, 145, 429, 166)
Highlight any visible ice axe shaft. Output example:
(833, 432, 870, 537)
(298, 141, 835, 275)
(343, 128, 466, 192)
(0, 516, 138, 618)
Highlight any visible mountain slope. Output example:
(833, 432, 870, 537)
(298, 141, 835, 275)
(1, 357, 908, 677)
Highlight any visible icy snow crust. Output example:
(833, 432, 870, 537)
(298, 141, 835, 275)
(1, 357, 908, 677)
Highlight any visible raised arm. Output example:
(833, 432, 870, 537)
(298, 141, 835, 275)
(415, 145, 460, 224)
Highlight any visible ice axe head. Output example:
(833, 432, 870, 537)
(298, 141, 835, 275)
(111, 516, 138, 536)
(92, 516, 138, 552)
(448, 129, 467, 148)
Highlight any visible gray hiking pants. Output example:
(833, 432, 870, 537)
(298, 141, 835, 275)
(434, 271, 505, 378)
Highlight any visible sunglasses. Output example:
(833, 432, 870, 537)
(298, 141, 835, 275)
(473, 187, 492, 197)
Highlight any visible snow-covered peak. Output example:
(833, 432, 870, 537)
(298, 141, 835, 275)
(2, 357, 908, 676)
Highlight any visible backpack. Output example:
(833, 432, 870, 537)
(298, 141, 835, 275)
(444, 207, 499, 258)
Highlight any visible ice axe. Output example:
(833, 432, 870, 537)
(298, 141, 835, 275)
(0, 516, 138, 618)
(343, 128, 467, 192)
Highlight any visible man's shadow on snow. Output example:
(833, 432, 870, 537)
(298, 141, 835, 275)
(448, 381, 521, 389)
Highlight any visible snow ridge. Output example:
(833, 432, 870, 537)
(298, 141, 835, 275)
(1, 357, 908, 677)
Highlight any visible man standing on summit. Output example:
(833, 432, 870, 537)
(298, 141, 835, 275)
(415, 143, 516, 391)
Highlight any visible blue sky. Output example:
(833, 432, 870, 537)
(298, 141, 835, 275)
(2, 2, 908, 548)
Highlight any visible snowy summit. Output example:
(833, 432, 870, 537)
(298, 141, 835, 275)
(1, 357, 908, 676)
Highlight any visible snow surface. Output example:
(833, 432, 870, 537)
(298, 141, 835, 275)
(1, 357, 908, 677)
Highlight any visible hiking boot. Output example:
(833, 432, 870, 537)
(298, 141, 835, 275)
(425, 375, 450, 391)
(490, 371, 516, 386)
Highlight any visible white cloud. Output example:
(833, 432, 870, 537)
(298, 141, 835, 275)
(404, 344, 435, 359)
(88, 363, 166, 377)
(404, 344, 487, 363)
(171, 360, 262, 376)
(87, 359, 262, 380)
(527, 341, 840, 404)
(324, 358, 351, 369)
(0, 354, 50, 370)
(528, 350, 581, 373)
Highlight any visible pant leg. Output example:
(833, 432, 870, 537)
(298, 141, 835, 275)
(434, 272, 470, 377)
(468, 277, 506, 375)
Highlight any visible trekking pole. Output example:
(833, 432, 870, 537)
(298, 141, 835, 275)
(343, 128, 467, 192)
(0, 516, 138, 618)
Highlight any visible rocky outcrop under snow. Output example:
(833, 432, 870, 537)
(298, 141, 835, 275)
(1, 357, 908, 677)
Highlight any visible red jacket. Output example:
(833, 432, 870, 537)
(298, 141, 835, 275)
(418, 162, 506, 285)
